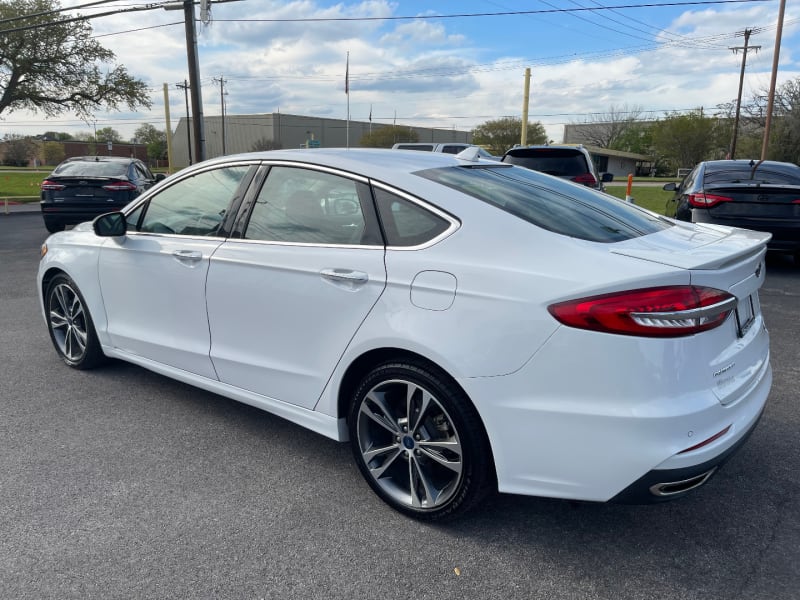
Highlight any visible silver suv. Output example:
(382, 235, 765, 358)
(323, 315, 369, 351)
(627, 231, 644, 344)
(501, 145, 612, 190)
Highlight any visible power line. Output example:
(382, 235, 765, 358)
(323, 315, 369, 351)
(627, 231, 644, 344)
(212, 1, 771, 23)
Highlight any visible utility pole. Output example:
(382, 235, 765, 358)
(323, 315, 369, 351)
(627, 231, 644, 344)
(762, 0, 787, 161)
(729, 29, 760, 159)
(184, 0, 205, 162)
(163, 83, 175, 173)
(176, 80, 193, 164)
(213, 75, 227, 155)
(521, 68, 531, 146)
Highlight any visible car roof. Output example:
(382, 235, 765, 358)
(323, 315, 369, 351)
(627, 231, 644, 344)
(213, 147, 495, 177)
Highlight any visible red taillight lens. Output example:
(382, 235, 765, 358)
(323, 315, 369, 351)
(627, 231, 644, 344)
(548, 286, 737, 337)
(40, 180, 65, 191)
(102, 181, 137, 192)
(572, 172, 598, 187)
(688, 192, 732, 208)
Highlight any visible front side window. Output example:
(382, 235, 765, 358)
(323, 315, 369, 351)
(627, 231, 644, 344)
(135, 165, 250, 236)
(245, 166, 367, 245)
(415, 165, 672, 243)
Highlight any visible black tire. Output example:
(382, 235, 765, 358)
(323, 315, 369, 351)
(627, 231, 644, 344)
(45, 274, 106, 369)
(348, 360, 493, 521)
(44, 220, 65, 233)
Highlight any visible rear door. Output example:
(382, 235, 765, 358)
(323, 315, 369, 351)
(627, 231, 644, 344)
(206, 164, 386, 409)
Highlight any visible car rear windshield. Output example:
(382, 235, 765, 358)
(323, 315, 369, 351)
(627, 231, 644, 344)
(704, 166, 800, 186)
(415, 165, 672, 243)
(53, 161, 129, 177)
(503, 149, 589, 177)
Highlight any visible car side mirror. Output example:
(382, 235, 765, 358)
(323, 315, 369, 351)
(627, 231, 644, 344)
(93, 211, 127, 237)
(601, 173, 614, 183)
(155, 173, 166, 182)
(662, 182, 677, 192)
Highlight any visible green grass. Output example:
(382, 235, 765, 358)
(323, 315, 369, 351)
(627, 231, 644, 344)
(605, 186, 671, 215)
(0, 171, 47, 201)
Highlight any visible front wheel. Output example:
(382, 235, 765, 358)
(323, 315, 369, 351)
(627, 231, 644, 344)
(348, 360, 493, 521)
(45, 274, 106, 369)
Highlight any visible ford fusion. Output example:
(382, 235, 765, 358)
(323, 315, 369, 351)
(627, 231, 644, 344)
(38, 148, 772, 520)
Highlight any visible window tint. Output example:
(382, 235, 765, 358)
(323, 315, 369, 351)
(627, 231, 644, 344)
(441, 145, 467, 154)
(54, 160, 128, 177)
(503, 150, 589, 177)
(137, 165, 249, 236)
(704, 166, 800, 185)
(374, 188, 450, 247)
(245, 167, 366, 245)
(415, 165, 672, 243)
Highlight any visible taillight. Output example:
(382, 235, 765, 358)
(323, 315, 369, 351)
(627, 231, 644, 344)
(41, 180, 65, 191)
(102, 181, 137, 192)
(572, 172, 597, 187)
(548, 286, 737, 337)
(688, 192, 732, 208)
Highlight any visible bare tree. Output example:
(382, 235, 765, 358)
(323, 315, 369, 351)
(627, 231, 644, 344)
(570, 104, 645, 149)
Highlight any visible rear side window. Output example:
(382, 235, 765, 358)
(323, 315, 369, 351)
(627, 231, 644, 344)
(503, 149, 588, 177)
(374, 188, 451, 247)
(415, 165, 671, 243)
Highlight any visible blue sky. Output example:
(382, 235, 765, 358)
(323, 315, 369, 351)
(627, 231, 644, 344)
(3, 0, 798, 144)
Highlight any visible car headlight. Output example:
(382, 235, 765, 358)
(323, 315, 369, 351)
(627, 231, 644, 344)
(40, 243, 48, 259)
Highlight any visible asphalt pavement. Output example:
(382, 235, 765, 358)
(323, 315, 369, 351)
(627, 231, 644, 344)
(1, 212, 798, 600)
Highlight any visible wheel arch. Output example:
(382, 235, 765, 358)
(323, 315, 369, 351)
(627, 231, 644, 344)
(336, 346, 497, 478)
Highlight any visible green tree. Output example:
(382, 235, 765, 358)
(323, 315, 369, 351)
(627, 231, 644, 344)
(0, 0, 151, 118)
(95, 127, 121, 143)
(134, 123, 167, 159)
(650, 110, 721, 171)
(471, 117, 546, 156)
(611, 122, 654, 155)
(42, 131, 73, 141)
(359, 126, 418, 148)
(41, 141, 65, 165)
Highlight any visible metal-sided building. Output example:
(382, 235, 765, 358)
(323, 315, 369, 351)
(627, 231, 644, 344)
(171, 113, 472, 168)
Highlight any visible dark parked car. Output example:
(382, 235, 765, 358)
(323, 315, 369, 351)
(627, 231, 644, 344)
(501, 145, 613, 190)
(40, 156, 164, 233)
(664, 159, 800, 263)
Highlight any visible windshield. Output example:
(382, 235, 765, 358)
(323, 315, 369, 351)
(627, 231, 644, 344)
(415, 165, 672, 243)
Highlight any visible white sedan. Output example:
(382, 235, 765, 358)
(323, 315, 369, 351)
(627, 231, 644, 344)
(38, 148, 772, 520)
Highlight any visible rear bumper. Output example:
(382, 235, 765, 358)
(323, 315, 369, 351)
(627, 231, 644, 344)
(611, 405, 764, 503)
(40, 202, 129, 225)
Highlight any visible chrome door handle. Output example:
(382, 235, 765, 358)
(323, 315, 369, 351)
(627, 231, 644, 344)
(320, 268, 369, 284)
(172, 250, 203, 261)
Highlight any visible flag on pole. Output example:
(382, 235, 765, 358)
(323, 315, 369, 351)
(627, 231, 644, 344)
(345, 52, 349, 95)
(369, 104, 372, 122)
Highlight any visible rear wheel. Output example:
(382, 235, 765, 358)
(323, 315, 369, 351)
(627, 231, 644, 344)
(348, 360, 493, 521)
(45, 274, 106, 369)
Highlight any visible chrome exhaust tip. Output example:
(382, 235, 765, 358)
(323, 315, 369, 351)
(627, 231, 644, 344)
(649, 467, 718, 497)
